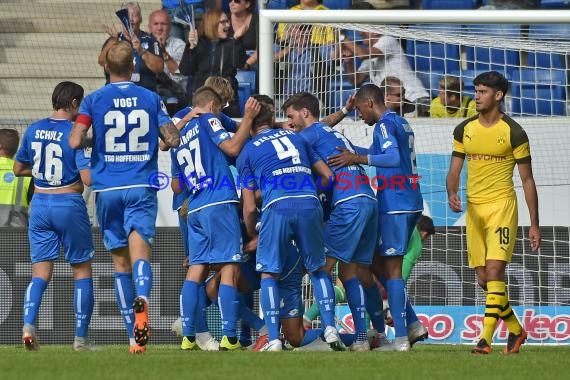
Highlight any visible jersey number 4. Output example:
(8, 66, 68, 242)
(104, 110, 150, 152)
(271, 136, 300, 164)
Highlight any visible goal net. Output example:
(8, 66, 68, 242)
(262, 10, 570, 344)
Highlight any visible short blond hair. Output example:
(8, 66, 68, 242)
(192, 86, 222, 109)
(106, 41, 134, 77)
(439, 75, 463, 95)
(204, 76, 234, 104)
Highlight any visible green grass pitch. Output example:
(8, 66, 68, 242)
(1, 344, 568, 380)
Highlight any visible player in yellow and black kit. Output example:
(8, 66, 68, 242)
(446, 71, 541, 355)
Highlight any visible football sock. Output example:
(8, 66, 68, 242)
(260, 277, 281, 341)
(238, 295, 265, 332)
(180, 280, 200, 337)
(23, 277, 48, 326)
(194, 283, 209, 334)
(74, 278, 94, 338)
(481, 280, 504, 343)
(238, 292, 254, 345)
(218, 284, 239, 338)
(133, 259, 152, 300)
(309, 271, 336, 329)
(363, 284, 385, 333)
(386, 279, 407, 338)
(344, 277, 367, 336)
(303, 285, 346, 321)
(500, 287, 523, 335)
(339, 333, 356, 346)
(405, 295, 419, 326)
(300, 328, 322, 346)
(114, 272, 135, 338)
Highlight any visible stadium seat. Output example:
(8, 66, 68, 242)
(540, 0, 570, 8)
(323, 0, 351, 9)
(405, 25, 461, 73)
(422, 0, 475, 9)
(236, 70, 256, 94)
(237, 83, 251, 116)
(527, 24, 569, 70)
(465, 24, 521, 74)
(510, 68, 567, 116)
(265, 0, 288, 10)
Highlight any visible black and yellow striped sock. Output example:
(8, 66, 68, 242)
(481, 281, 504, 344)
(499, 287, 523, 335)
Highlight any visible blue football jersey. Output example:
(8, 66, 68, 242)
(16, 118, 81, 189)
(371, 111, 423, 214)
(79, 81, 171, 191)
(171, 112, 238, 212)
(299, 121, 375, 206)
(172, 106, 238, 133)
(237, 128, 321, 211)
(170, 148, 191, 211)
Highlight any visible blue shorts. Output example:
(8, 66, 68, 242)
(96, 187, 157, 251)
(29, 193, 94, 264)
(378, 212, 421, 257)
(279, 245, 304, 319)
(325, 197, 378, 264)
(256, 198, 325, 274)
(187, 203, 242, 265)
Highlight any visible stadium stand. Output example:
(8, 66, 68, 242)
(511, 68, 567, 116)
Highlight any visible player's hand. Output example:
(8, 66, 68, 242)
(182, 256, 189, 269)
(243, 97, 261, 120)
(243, 235, 258, 253)
(102, 23, 120, 38)
(328, 147, 356, 168)
(159, 139, 169, 151)
(529, 225, 541, 251)
(188, 30, 198, 49)
(131, 34, 142, 54)
(344, 95, 356, 112)
(448, 193, 462, 212)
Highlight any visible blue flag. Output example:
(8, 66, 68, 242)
(115, 8, 132, 36)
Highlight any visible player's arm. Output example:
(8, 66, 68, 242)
(12, 161, 32, 177)
(312, 160, 334, 189)
(79, 169, 92, 187)
(69, 115, 92, 149)
(446, 123, 466, 212)
(218, 97, 260, 157)
(321, 95, 355, 128)
(242, 187, 259, 240)
(518, 162, 541, 251)
(159, 120, 181, 148)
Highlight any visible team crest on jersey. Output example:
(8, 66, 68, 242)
(497, 134, 506, 145)
(208, 117, 223, 132)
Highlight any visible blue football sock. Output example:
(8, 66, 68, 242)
(405, 291, 419, 326)
(386, 279, 407, 338)
(218, 284, 239, 338)
(309, 271, 336, 329)
(363, 284, 385, 333)
(344, 277, 367, 335)
(133, 259, 152, 300)
(239, 292, 254, 345)
(180, 280, 200, 337)
(23, 277, 48, 326)
(339, 333, 356, 346)
(74, 278, 94, 338)
(238, 295, 265, 332)
(300, 328, 322, 346)
(114, 272, 135, 338)
(194, 283, 209, 334)
(260, 277, 280, 341)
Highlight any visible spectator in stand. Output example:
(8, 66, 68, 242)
(380, 76, 416, 117)
(352, 0, 411, 9)
(430, 75, 477, 118)
(179, 9, 248, 117)
(341, 31, 431, 116)
(99, 2, 164, 91)
(148, 9, 188, 115)
(479, 0, 539, 9)
(276, 0, 335, 46)
(229, 0, 258, 72)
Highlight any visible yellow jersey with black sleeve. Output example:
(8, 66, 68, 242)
(276, 5, 335, 46)
(452, 114, 531, 205)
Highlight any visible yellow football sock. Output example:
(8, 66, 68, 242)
(481, 281, 504, 344)
(499, 289, 523, 336)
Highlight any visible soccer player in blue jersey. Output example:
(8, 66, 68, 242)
(329, 83, 424, 351)
(13, 81, 95, 352)
(237, 96, 341, 352)
(69, 41, 180, 354)
(282, 92, 377, 351)
(171, 86, 260, 351)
